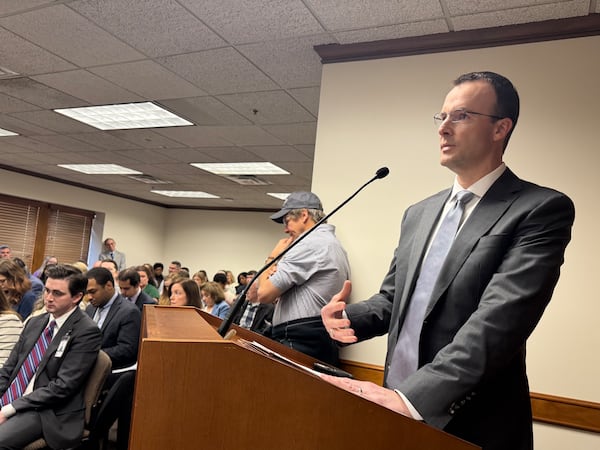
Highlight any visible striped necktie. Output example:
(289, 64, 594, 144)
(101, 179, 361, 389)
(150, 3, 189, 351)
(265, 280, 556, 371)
(387, 190, 474, 387)
(0, 320, 56, 406)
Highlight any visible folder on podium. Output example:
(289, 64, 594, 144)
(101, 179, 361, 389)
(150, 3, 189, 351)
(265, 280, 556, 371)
(129, 306, 479, 449)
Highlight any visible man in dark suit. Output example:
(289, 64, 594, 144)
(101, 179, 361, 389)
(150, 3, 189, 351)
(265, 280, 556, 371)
(232, 281, 274, 336)
(320, 72, 575, 450)
(117, 267, 156, 312)
(85, 267, 140, 370)
(0, 264, 102, 449)
(86, 267, 140, 450)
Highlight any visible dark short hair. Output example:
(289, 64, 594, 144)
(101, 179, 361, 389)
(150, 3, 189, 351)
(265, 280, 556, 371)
(118, 268, 140, 286)
(453, 71, 520, 150)
(100, 259, 119, 272)
(86, 267, 114, 286)
(213, 273, 227, 285)
(46, 264, 87, 298)
(153, 262, 164, 270)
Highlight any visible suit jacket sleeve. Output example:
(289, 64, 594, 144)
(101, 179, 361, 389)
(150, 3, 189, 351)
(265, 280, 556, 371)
(102, 302, 141, 369)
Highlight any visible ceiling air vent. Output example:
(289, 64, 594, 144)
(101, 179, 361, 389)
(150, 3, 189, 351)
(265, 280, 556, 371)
(224, 175, 271, 186)
(128, 174, 172, 184)
(0, 66, 21, 80)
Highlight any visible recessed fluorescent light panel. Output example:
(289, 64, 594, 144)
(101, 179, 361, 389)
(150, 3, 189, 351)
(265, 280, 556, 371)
(190, 162, 289, 175)
(152, 190, 219, 198)
(267, 193, 290, 200)
(0, 127, 18, 136)
(54, 102, 193, 130)
(58, 164, 142, 175)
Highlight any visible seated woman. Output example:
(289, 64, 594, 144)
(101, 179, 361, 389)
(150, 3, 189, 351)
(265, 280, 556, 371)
(200, 282, 230, 319)
(0, 259, 37, 320)
(137, 265, 160, 301)
(169, 279, 203, 308)
(0, 289, 23, 366)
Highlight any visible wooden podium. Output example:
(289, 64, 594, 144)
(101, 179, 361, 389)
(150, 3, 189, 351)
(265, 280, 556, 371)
(129, 306, 479, 449)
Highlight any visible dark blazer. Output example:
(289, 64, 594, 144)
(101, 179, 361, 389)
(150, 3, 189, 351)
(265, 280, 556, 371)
(134, 290, 156, 312)
(347, 169, 575, 450)
(86, 295, 141, 370)
(232, 301, 274, 335)
(0, 308, 102, 449)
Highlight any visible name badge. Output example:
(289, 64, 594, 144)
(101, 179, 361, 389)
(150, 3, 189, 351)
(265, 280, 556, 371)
(55, 334, 71, 358)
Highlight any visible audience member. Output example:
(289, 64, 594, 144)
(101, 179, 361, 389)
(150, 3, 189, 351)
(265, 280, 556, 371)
(235, 272, 248, 295)
(0, 290, 22, 367)
(100, 260, 120, 289)
(232, 281, 274, 336)
(32, 256, 58, 280)
(117, 268, 156, 312)
(167, 261, 182, 275)
(213, 272, 237, 306)
(192, 270, 208, 286)
(0, 264, 102, 448)
(137, 265, 159, 301)
(0, 246, 11, 259)
(71, 260, 88, 275)
(153, 262, 164, 287)
(0, 259, 37, 320)
(98, 238, 126, 270)
(257, 191, 350, 366)
(169, 279, 203, 308)
(85, 268, 140, 370)
(200, 282, 230, 319)
(12, 257, 44, 302)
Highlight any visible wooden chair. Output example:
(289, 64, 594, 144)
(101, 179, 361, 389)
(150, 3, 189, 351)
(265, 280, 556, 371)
(23, 350, 112, 450)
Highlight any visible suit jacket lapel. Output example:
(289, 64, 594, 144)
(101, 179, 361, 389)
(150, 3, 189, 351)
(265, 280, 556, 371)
(101, 297, 121, 332)
(425, 169, 524, 316)
(37, 307, 81, 373)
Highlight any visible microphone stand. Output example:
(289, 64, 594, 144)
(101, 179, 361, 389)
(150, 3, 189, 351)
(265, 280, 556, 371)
(218, 167, 390, 337)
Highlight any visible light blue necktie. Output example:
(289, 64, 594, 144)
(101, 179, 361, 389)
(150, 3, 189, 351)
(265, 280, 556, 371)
(387, 190, 474, 387)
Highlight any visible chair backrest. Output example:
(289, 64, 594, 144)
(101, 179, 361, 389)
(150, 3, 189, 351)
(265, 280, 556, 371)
(84, 350, 112, 424)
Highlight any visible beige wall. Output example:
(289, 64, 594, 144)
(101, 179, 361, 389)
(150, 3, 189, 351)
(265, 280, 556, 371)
(0, 169, 282, 279)
(313, 36, 600, 448)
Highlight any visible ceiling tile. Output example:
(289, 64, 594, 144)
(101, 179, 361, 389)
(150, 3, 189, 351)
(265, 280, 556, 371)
(21, 150, 104, 164)
(0, 93, 39, 113)
(304, 0, 444, 31)
(159, 97, 251, 126)
(154, 147, 219, 164)
(446, 0, 578, 16)
(90, 60, 207, 100)
(109, 148, 177, 164)
(179, 0, 325, 44)
(0, 114, 55, 136)
(238, 35, 332, 88)
(68, 132, 141, 151)
(153, 126, 234, 147)
(287, 87, 321, 116)
(0, 0, 55, 15)
(8, 110, 97, 133)
(262, 122, 317, 145)
(244, 145, 312, 162)
(2, 136, 65, 153)
(1, 5, 144, 67)
(108, 129, 185, 149)
(194, 146, 263, 162)
(217, 90, 315, 124)
(157, 47, 278, 95)
(334, 19, 449, 44)
(0, 27, 76, 75)
(32, 70, 143, 105)
(452, 1, 589, 30)
(71, 0, 226, 57)
(210, 125, 286, 146)
(0, 78, 88, 110)
(27, 134, 102, 152)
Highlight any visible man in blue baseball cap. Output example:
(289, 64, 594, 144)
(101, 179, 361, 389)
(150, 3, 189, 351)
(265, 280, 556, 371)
(257, 192, 350, 366)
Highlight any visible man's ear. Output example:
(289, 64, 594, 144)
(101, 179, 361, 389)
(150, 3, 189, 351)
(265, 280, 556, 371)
(493, 117, 513, 143)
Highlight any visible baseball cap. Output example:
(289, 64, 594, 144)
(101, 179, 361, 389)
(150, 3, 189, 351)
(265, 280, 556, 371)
(270, 191, 323, 223)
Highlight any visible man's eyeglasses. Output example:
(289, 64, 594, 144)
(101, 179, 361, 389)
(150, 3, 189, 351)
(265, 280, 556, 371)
(434, 109, 503, 126)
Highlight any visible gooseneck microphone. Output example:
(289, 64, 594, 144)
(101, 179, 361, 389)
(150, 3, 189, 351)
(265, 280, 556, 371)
(217, 167, 390, 337)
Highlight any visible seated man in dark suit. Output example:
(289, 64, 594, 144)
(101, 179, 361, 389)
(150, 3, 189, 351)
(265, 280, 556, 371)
(85, 267, 140, 371)
(0, 264, 101, 449)
(232, 281, 274, 336)
(85, 267, 141, 450)
(117, 268, 156, 312)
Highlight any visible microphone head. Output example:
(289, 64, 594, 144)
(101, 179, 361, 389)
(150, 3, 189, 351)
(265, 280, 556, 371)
(376, 167, 390, 179)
